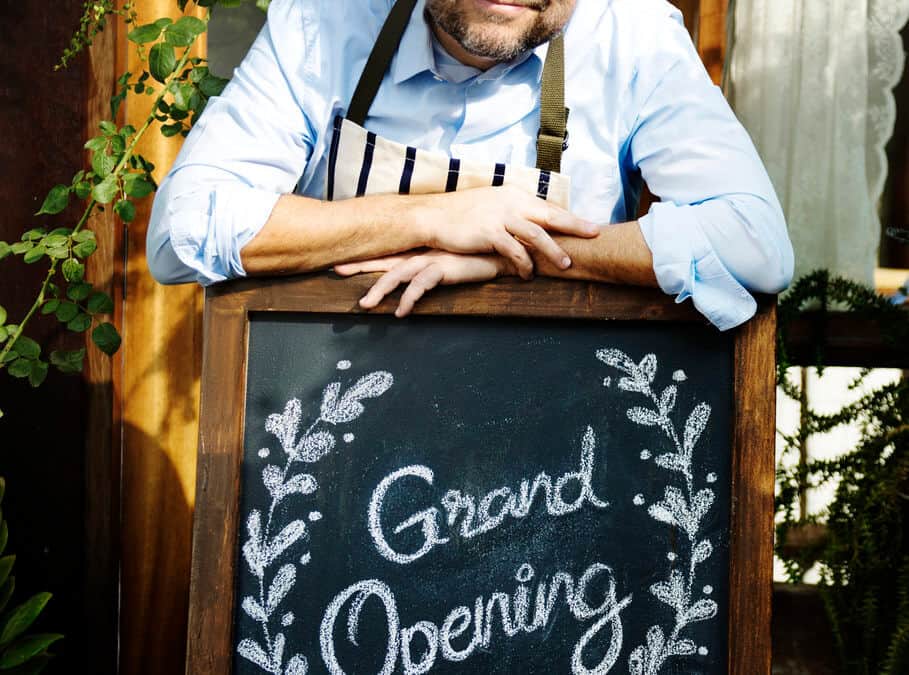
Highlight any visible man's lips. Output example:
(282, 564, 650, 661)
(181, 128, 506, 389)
(475, 0, 545, 13)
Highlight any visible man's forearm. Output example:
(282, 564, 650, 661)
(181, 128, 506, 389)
(240, 193, 432, 276)
(530, 221, 658, 286)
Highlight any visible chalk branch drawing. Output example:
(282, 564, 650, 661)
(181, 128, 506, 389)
(237, 364, 394, 675)
(595, 348, 718, 674)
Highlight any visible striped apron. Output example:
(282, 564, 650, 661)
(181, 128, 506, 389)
(326, 0, 571, 209)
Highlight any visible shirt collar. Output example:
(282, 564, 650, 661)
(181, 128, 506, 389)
(391, 0, 550, 85)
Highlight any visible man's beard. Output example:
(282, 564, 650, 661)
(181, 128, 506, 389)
(426, 0, 572, 63)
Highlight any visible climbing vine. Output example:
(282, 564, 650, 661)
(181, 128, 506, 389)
(0, 0, 272, 418)
(776, 269, 909, 674)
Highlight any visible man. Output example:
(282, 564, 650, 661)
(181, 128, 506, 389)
(147, 0, 794, 330)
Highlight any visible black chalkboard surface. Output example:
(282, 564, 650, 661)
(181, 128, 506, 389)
(186, 275, 776, 675)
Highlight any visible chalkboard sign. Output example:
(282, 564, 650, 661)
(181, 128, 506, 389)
(187, 276, 776, 675)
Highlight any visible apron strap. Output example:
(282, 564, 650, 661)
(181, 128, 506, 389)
(347, 0, 419, 127)
(536, 34, 567, 173)
(347, 0, 568, 172)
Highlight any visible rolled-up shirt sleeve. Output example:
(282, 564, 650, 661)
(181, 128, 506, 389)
(628, 6, 794, 330)
(147, 0, 315, 285)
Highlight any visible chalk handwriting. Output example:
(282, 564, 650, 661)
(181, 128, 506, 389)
(368, 426, 608, 565)
(319, 562, 632, 675)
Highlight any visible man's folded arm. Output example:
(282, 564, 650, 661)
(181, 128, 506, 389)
(580, 5, 794, 331)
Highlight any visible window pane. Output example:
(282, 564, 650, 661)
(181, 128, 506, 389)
(207, 1, 267, 79)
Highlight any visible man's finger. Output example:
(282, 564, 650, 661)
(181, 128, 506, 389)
(492, 233, 534, 280)
(335, 255, 412, 276)
(358, 258, 427, 308)
(396, 265, 445, 317)
(506, 218, 571, 270)
(528, 202, 599, 237)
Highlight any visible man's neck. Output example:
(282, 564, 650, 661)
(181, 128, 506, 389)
(429, 20, 499, 71)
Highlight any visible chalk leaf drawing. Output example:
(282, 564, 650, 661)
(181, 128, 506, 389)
(238, 365, 394, 674)
(595, 348, 718, 674)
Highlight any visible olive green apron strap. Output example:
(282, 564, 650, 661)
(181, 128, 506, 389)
(536, 33, 567, 173)
(347, 0, 419, 126)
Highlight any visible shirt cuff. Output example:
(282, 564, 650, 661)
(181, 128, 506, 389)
(167, 185, 281, 286)
(639, 201, 758, 331)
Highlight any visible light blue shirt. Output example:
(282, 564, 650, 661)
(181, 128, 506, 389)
(147, 0, 794, 331)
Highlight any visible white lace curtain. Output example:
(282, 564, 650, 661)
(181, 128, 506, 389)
(728, 0, 909, 284)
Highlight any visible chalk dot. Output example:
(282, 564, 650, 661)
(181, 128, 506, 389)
(336, 360, 352, 370)
(257, 448, 270, 458)
(300, 553, 311, 566)
(603, 376, 612, 387)
(703, 585, 714, 595)
(640, 450, 651, 460)
(343, 433, 355, 443)
(308, 511, 322, 522)
(673, 369, 687, 382)
(515, 564, 535, 583)
(282, 612, 295, 627)
(698, 647, 709, 656)
(667, 552, 677, 561)
(706, 472, 718, 483)
(633, 494, 645, 506)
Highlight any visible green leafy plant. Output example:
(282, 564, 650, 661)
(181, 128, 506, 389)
(0, 0, 260, 417)
(776, 270, 909, 674)
(0, 478, 64, 672)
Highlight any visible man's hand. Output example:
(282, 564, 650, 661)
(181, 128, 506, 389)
(412, 185, 599, 279)
(335, 250, 515, 317)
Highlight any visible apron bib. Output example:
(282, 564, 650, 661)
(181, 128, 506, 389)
(326, 0, 571, 209)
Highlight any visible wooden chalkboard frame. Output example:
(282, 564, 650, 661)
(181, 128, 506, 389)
(185, 274, 776, 675)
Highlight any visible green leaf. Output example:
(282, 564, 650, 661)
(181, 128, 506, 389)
(86, 293, 114, 315)
(91, 150, 117, 179)
(73, 239, 98, 259)
(61, 259, 84, 283)
(28, 361, 48, 388)
(123, 176, 154, 199)
(0, 243, 9, 261)
(54, 302, 78, 323)
(49, 349, 84, 375)
(149, 43, 177, 84)
(110, 134, 126, 155)
(12, 337, 39, 360)
(154, 17, 173, 29)
(9, 242, 32, 255)
(114, 200, 135, 223)
(42, 234, 67, 249)
(127, 22, 163, 44)
(39, 300, 59, 316)
(66, 313, 91, 333)
(66, 283, 92, 302)
(90, 176, 118, 205)
(73, 181, 92, 200)
(0, 306, 5, 327)
(72, 230, 95, 243)
(0, 579, 14, 616)
(0, 633, 64, 668)
(22, 246, 45, 264)
(91, 322, 121, 356)
(160, 123, 183, 138)
(0, 593, 52, 646)
(46, 247, 69, 260)
(99, 120, 118, 136)
(0, 523, 7, 558)
(35, 186, 70, 216)
(172, 83, 195, 111)
(84, 136, 107, 152)
(7, 359, 30, 379)
(198, 74, 229, 98)
(0, 558, 12, 591)
(0, 351, 17, 365)
(22, 229, 44, 242)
